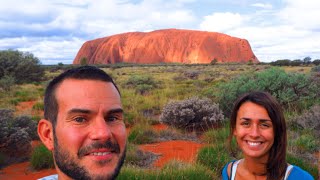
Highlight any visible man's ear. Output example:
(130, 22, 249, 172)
(38, 119, 54, 151)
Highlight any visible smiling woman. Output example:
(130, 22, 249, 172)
(222, 91, 314, 180)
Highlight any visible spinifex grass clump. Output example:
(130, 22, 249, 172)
(160, 97, 224, 132)
(128, 124, 159, 144)
(118, 160, 214, 179)
(197, 144, 232, 176)
(125, 143, 159, 167)
(30, 144, 54, 170)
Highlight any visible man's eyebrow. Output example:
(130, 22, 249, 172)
(68, 108, 92, 114)
(108, 108, 123, 114)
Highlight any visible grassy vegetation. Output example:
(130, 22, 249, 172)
(30, 144, 54, 170)
(1, 63, 318, 179)
(118, 161, 214, 180)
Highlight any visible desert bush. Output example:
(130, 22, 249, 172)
(30, 144, 54, 170)
(215, 67, 318, 116)
(4, 128, 32, 159)
(312, 60, 320, 66)
(12, 116, 38, 140)
(0, 50, 44, 84)
(0, 109, 37, 166)
(0, 75, 15, 91)
(0, 109, 12, 145)
(183, 70, 200, 79)
(172, 75, 187, 82)
(160, 97, 225, 131)
(291, 105, 320, 138)
(311, 65, 320, 72)
(128, 125, 158, 144)
(124, 75, 160, 95)
(197, 144, 232, 175)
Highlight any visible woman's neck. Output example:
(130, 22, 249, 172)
(242, 157, 267, 176)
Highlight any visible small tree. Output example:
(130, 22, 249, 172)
(210, 58, 218, 65)
(312, 59, 320, 66)
(80, 57, 88, 65)
(0, 50, 44, 84)
(303, 56, 312, 65)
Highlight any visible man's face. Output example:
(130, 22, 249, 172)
(53, 79, 126, 180)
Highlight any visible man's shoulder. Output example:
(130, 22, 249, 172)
(288, 165, 314, 180)
(38, 174, 58, 180)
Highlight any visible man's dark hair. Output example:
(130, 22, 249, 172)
(44, 66, 120, 127)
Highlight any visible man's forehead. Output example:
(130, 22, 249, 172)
(55, 78, 120, 100)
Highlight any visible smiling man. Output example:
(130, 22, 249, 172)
(38, 66, 127, 180)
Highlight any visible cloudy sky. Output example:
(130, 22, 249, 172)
(1, 0, 319, 64)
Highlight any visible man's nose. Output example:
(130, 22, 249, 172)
(89, 117, 112, 141)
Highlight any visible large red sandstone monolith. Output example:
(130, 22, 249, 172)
(73, 29, 258, 64)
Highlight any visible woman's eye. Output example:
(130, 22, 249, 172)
(241, 122, 250, 126)
(74, 117, 86, 123)
(261, 123, 270, 128)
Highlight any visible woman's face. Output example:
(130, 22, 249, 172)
(233, 101, 274, 161)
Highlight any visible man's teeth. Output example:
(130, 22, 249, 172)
(248, 141, 261, 146)
(90, 152, 110, 156)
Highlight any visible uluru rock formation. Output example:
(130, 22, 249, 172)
(73, 29, 258, 64)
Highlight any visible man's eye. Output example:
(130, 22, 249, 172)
(74, 117, 86, 123)
(107, 116, 118, 122)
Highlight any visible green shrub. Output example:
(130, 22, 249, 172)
(30, 144, 54, 170)
(0, 50, 44, 84)
(160, 97, 225, 131)
(287, 153, 318, 179)
(291, 134, 319, 152)
(215, 67, 318, 116)
(197, 145, 233, 175)
(0, 75, 15, 91)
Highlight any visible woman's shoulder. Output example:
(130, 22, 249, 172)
(222, 160, 238, 180)
(287, 165, 314, 180)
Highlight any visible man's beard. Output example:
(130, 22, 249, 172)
(53, 130, 126, 180)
